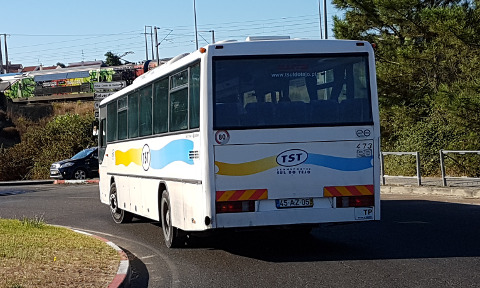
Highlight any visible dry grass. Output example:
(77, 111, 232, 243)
(0, 218, 120, 288)
(7, 101, 94, 137)
(52, 101, 94, 117)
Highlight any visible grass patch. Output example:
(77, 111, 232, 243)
(0, 218, 120, 288)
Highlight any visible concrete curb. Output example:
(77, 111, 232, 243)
(53, 179, 99, 184)
(381, 185, 480, 198)
(0, 180, 54, 186)
(72, 229, 130, 288)
(0, 179, 99, 186)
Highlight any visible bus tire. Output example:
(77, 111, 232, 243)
(110, 183, 133, 224)
(160, 189, 184, 248)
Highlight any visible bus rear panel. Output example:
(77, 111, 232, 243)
(211, 43, 380, 228)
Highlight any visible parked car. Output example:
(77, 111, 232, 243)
(50, 147, 99, 180)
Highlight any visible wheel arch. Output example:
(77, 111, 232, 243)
(157, 181, 168, 219)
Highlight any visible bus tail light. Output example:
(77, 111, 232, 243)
(216, 201, 255, 213)
(336, 196, 374, 208)
(215, 189, 267, 213)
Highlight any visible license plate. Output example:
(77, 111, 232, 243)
(355, 207, 374, 220)
(276, 198, 313, 209)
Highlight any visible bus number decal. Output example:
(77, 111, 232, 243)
(356, 142, 372, 158)
(142, 144, 151, 171)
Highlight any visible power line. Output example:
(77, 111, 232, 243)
(5, 12, 339, 66)
(9, 31, 141, 37)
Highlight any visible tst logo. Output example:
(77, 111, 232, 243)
(276, 149, 308, 167)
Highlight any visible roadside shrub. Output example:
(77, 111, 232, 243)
(0, 144, 34, 180)
(381, 95, 480, 177)
(0, 112, 97, 180)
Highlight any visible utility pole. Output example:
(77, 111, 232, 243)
(4, 34, 8, 73)
(150, 28, 154, 62)
(154, 26, 159, 65)
(318, 0, 323, 39)
(144, 26, 150, 61)
(194, 0, 199, 49)
(0, 36, 4, 74)
(323, 0, 328, 39)
(156, 29, 173, 65)
(199, 30, 215, 44)
(144, 26, 155, 61)
(209, 30, 215, 43)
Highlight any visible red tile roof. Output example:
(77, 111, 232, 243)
(23, 66, 39, 72)
(41, 66, 58, 70)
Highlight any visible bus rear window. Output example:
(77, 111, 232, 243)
(213, 54, 372, 129)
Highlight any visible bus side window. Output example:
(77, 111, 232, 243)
(117, 97, 128, 140)
(106, 101, 117, 142)
(128, 92, 139, 138)
(170, 88, 188, 131)
(189, 63, 200, 129)
(99, 117, 106, 162)
(139, 85, 153, 136)
(170, 69, 189, 132)
(153, 78, 169, 134)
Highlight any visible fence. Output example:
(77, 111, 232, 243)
(380, 152, 421, 186)
(439, 150, 480, 187)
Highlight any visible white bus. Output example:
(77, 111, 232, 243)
(98, 37, 380, 248)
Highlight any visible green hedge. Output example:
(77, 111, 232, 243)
(0, 113, 97, 180)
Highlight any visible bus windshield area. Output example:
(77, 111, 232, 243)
(213, 54, 373, 129)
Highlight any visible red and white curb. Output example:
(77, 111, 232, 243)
(73, 229, 130, 288)
(54, 179, 99, 184)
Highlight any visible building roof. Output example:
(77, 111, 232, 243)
(5, 64, 23, 73)
(23, 66, 40, 72)
(41, 66, 59, 70)
(68, 60, 104, 68)
(33, 71, 90, 82)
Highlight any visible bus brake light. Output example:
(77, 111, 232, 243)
(216, 201, 255, 213)
(336, 196, 374, 208)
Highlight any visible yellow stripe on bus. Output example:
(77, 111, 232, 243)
(217, 190, 236, 202)
(238, 190, 256, 201)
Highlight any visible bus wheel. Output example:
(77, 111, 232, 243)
(160, 189, 184, 248)
(110, 183, 133, 224)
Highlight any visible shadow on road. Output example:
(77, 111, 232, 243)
(183, 199, 480, 262)
(122, 247, 149, 288)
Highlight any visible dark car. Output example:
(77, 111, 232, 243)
(50, 147, 99, 180)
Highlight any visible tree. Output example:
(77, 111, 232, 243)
(104, 51, 122, 66)
(332, 0, 480, 176)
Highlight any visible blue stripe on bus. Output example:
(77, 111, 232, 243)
(304, 154, 373, 171)
(150, 139, 194, 169)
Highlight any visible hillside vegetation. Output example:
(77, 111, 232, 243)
(0, 102, 96, 181)
(333, 0, 480, 176)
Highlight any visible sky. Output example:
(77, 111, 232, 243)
(1, 0, 342, 68)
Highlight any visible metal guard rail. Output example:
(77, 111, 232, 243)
(439, 150, 480, 187)
(380, 152, 421, 186)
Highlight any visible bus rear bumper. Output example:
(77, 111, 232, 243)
(214, 206, 377, 228)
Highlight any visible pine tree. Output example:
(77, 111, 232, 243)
(332, 0, 480, 175)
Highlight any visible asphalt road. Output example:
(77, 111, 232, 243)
(1, 184, 480, 287)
